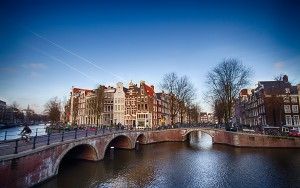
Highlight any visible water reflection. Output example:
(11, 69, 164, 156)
(188, 131, 213, 150)
(40, 132, 300, 188)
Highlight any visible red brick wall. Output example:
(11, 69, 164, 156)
(146, 129, 184, 143)
(213, 131, 300, 148)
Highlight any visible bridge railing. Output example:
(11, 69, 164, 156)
(0, 123, 250, 157)
(0, 126, 131, 156)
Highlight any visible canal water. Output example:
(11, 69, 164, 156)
(40, 132, 300, 188)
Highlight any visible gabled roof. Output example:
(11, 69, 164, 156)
(123, 87, 129, 93)
(258, 80, 295, 95)
(144, 84, 154, 96)
(72, 87, 93, 94)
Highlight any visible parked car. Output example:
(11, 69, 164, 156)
(288, 130, 300, 137)
(226, 126, 237, 132)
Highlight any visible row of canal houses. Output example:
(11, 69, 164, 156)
(66, 81, 181, 129)
(234, 75, 300, 132)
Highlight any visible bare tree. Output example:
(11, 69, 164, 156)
(72, 97, 79, 126)
(187, 103, 201, 124)
(160, 72, 196, 124)
(93, 85, 105, 126)
(206, 58, 252, 128)
(213, 100, 226, 124)
(11, 101, 20, 109)
(274, 74, 285, 81)
(9, 101, 24, 124)
(63, 99, 71, 124)
(44, 97, 61, 125)
(176, 76, 196, 124)
(160, 72, 179, 125)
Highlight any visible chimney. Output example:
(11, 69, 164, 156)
(151, 85, 154, 90)
(283, 75, 288, 83)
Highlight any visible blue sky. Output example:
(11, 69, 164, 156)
(0, 0, 300, 113)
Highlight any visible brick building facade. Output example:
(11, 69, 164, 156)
(68, 80, 197, 128)
(235, 75, 300, 132)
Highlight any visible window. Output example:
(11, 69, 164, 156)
(286, 115, 292, 125)
(292, 105, 299, 113)
(283, 97, 290, 103)
(284, 105, 291, 113)
(291, 97, 298, 103)
(294, 115, 300, 125)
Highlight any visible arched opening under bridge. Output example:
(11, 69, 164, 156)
(185, 130, 214, 149)
(56, 144, 99, 174)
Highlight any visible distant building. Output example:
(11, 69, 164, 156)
(207, 113, 215, 123)
(199, 112, 208, 123)
(156, 92, 171, 126)
(0, 100, 6, 124)
(0, 100, 6, 110)
(234, 89, 252, 125)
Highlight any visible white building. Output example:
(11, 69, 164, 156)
(113, 82, 126, 125)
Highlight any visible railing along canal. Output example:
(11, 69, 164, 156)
(0, 126, 136, 156)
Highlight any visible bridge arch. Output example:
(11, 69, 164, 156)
(136, 134, 147, 144)
(53, 143, 99, 175)
(183, 129, 215, 143)
(104, 134, 134, 154)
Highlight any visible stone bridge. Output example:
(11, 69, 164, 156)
(0, 128, 299, 188)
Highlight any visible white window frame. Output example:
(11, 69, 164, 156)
(292, 105, 299, 113)
(284, 105, 291, 113)
(291, 96, 298, 103)
(293, 115, 300, 126)
(286, 115, 292, 125)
